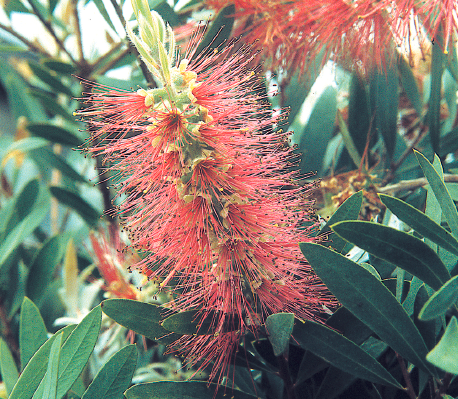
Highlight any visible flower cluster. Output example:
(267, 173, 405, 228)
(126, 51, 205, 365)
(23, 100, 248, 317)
(207, 0, 458, 72)
(76, 0, 335, 384)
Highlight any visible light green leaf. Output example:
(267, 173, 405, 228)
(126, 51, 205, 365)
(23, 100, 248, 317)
(55, 306, 102, 399)
(19, 297, 48, 370)
(124, 381, 257, 399)
(380, 194, 458, 256)
(101, 299, 179, 345)
(81, 345, 137, 399)
(300, 243, 435, 375)
(426, 316, 458, 374)
(0, 338, 19, 395)
(265, 313, 294, 356)
(415, 150, 458, 239)
(419, 275, 458, 321)
(331, 220, 450, 291)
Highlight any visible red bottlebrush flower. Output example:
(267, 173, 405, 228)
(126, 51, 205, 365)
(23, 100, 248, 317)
(76, 19, 335, 385)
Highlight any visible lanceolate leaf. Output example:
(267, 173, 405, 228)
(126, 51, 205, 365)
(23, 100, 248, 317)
(124, 381, 258, 399)
(398, 56, 423, 116)
(300, 243, 435, 375)
(426, 316, 458, 374)
(428, 38, 444, 155)
(331, 221, 450, 291)
(380, 194, 458, 256)
(0, 339, 19, 396)
(161, 310, 231, 336)
(81, 345, 137, 399)
(101, 299, 179, 345)
(415, 150, 458, 239)
(27, 123, 82, 147)
(294, 320, 401, 388)
(35, 333, 63, 399)
(419, 275, 458, 321)
(265, 313, 294, 356)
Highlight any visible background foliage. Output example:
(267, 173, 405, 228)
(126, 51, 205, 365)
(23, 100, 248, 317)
(1, 0, 458, 398)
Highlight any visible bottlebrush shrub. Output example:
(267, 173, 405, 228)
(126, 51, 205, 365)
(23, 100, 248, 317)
(75, 0, 335, 384)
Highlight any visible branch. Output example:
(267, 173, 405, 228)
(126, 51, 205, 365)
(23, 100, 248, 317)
(378, 174, 458, 195)
(94, 45, 130, 76)
(276, 352, 297, 399)
(396, 353, 417, 399)
(71, 0, 85, 63)
(0, 22, 52, 57)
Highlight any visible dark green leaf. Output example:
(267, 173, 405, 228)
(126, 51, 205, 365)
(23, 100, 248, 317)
(15, 178, 40, 220)
(193, 5, 235, 57)
(101, 299, 179, 345)
(415, 150, 458, 239)
(155, 1, 180, 26)
(19, 298, 48, 370)
(428, 37, 444, 154)
(419, 275, 458, 321)
(90, 0, 117, 32)
(265, 313, 294, 356)
(81, 345, 137, 399)
(398, 55, 423, 116)
(426, 316, 458, 374)
(331, 221, 450, 291)
(28, 90, 76, 122)
(161, 310, 228, 336)
(300, 243, 435, 375)
(27, 123, 82, 147)
(380, 194, 458, 256)
(439, 126, 458, 158)
(28, 62, 74, 97)
(319, 190, 362, 253)
(0, 338, 19, 396)
(125, 381, 258, 399)
(50, 186, 100, 227)
(414, 286, 436, 351)
(42, 60, 76, 74)
(9, 325, 76, 399)
(56, 306, 102, 398)
(294, 320, 401, 388)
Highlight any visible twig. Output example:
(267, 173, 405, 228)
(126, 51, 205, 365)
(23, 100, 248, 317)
(0, 22, 52, 57)
(396, 353, 417, 399)
(90, 41, 124, 71)
(378, 174, 458, 195)
(435, 373, 453, 399)
(95, 46, 131, 76)
(71, 0, 85, 63)
(276, 352, 297, 399)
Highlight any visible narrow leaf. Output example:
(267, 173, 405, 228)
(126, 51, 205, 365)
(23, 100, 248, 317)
(331, 221, 450, 291)
(161, 310, 235, 336)
(265, 313, 294, 356)
(81, 345, 137, 399)
(27, 123, 82, 147)
(28, 62, 74, 97)
(426, 316, 458, 374)
(101, 299, 179, 345)
(419, 275, 458, 321)
(380, 194, 458, 256)
(300, 243, 435, 375)
(0, 338, 19, 395)
(38, 333, 63, 399)
(428, 37, 444, 154)
(415, 150, 458, 239)
(19, 298, 48, 370)
(398, 56, 423, 116)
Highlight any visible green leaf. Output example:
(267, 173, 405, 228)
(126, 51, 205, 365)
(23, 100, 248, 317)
(1, 138, 48, 171)
(331, 221, 450, 291)
(414, 286, 436, 351)
(428, 37, 444, 154)
(193, 5, 235, 57)
(50, 186, 100, 227)
(419, 275, 458, 321)
(319, 190, 362, 253)
(28, 61, 74, 97)
(299, 243, 435, 375)
(89, 0, 117, 32)
(0, 338, 19, 396)
(101, 299, 179, 345)
(265, 313, 294, 356)
(81, 345, 137, 399)
(27, 123, 81, 147)
(19, 297, 48, 370)
(294, 320, 401, 387)
(35, 333, 63, 399)
(124, 381, 258, 399)
(0, 185, 50, 268)
(380, 194, 458, 256)
(9, 325, 76, 399)
(398, 56, 423, 116)
(415, 150, 458, 239)
(42, 60, 76, 74)
(28, 89, 76, 122)
(426, 316, 458, 374)
(27, 235, 64, 303)
(56, 306, 102, 399)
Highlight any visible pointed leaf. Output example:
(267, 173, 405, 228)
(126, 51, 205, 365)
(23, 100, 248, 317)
(27, 123, 82, 147)
(81, 345, 137, 399)
(89, 0, 117, 33)
(426, 316, 458, 374)
(300, 243, 435, 375)
(28, 62, 74, 97)
(398, 56, 423, 116)
(101, 299, 179, 345)
(19, 297, 48, 370)
(32, 148, 87, 183)
(161, 310, 232, 336)
(36, 333, 63, 399)
(294, 320, 401, 388)
(0, 338, 19, 395)
(124, 381, 258, 399)
(419, 275, 458, 321)
(415, 150, 458, 239)
(380, 194, 458, 256)
(56, 306, 102, 398)
(265, 313, 294, 356)
(331, 221, 450, 290)
(428, 37, 444, 154)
